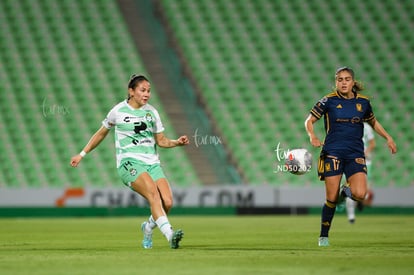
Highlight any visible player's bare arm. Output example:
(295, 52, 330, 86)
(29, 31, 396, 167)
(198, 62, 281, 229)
(154, 132, 189, 148)
(304, 114, 323, 147)
(70, 126, 110, 167)
(368, 119, 397, 154)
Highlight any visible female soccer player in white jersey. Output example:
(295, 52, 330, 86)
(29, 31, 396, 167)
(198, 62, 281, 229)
(70, 75, 188, 249)
(345, 122, 376, 224)
(305, 67, 397, 247)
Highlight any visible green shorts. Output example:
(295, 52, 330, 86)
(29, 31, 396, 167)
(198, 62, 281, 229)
(117, 158, 166, 187)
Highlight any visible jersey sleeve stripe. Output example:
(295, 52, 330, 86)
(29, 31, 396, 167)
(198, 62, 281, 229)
(310, 109, 322, 119)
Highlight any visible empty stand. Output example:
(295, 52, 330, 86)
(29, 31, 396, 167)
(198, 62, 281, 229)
(160, 0, 413, 186)
(1, 0, 412, 188)
(0, 0, 201, 188)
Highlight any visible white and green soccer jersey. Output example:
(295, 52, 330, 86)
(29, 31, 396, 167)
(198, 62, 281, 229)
(102, 100, 165, 167)
(363, 122, 375, 165)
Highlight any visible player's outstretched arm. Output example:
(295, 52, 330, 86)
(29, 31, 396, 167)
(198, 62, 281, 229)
(368, 119, 397, 154)
(70, 126, 110, 167)
(155, 132, 189, 148)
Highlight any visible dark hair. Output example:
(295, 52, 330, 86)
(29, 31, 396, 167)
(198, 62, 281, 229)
(335, 66, 364, 92)
(127, 74, 149, 100)
(128, 74, 149, 89)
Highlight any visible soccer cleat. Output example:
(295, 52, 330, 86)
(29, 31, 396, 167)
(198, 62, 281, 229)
(141, 222, 153, 249)
(170, 229, 184, 249)
(340, 184, 352, 199)
(335, 201, 345, 212)
(318, 237, 329, 247)
(336, 192, 345, 212)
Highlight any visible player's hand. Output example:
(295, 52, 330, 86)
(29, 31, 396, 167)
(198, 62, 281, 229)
(176, 135, 190, 146)
(70, 155, 83, 167)
(387, 138, 397, 154)
(310, 136, 323, 148)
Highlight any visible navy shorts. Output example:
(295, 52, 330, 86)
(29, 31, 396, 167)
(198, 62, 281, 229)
(317, 154, 367, 181)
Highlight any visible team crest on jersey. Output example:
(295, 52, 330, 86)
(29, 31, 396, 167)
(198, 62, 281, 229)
(356, 103, 362, 112)
(336, 104, 342, 109)
(129, 168, 137, 177)
(145, 113, 153, 122)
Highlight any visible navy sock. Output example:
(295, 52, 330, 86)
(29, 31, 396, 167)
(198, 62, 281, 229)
(320, 200, 336, 237)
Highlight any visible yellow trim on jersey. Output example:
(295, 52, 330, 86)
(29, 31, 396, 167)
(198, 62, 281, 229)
(326, 92, 337, 98)
(325, 113, 330, 133)
(310, 109, 321, 119)
(356, 93, 370, 100)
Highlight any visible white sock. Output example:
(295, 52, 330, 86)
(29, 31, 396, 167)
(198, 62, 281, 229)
(144, 215, 157, 233)
(155, 216, 173, 241)
(346, 197, 356, 221)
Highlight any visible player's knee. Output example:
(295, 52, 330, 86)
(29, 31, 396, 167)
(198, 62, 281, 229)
(162, 197, 173, 212)
(352, 190, 366, 202)
(145, 186, 162, 205)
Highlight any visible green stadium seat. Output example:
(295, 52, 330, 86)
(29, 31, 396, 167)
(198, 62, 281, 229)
(1, 0, 412, 188)
(0, 0, 201, 188)
(159, 0, 413, 186)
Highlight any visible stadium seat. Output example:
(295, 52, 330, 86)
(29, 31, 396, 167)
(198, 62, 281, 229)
(0, 0, 201, 188)
(1, 0, 412, 188)
(159, 0, 413, 186)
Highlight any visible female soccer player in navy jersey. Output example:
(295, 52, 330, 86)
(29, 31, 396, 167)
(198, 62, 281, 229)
(304, 67, 397, 247)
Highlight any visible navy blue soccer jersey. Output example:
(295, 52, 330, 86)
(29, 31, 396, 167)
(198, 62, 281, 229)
(310, 91, 375, 159)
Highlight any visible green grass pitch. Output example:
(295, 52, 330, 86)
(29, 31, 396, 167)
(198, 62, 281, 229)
(1, 215, 413, 275)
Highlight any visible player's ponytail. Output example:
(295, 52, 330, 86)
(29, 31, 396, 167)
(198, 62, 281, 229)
(352, 81, 364, 93)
